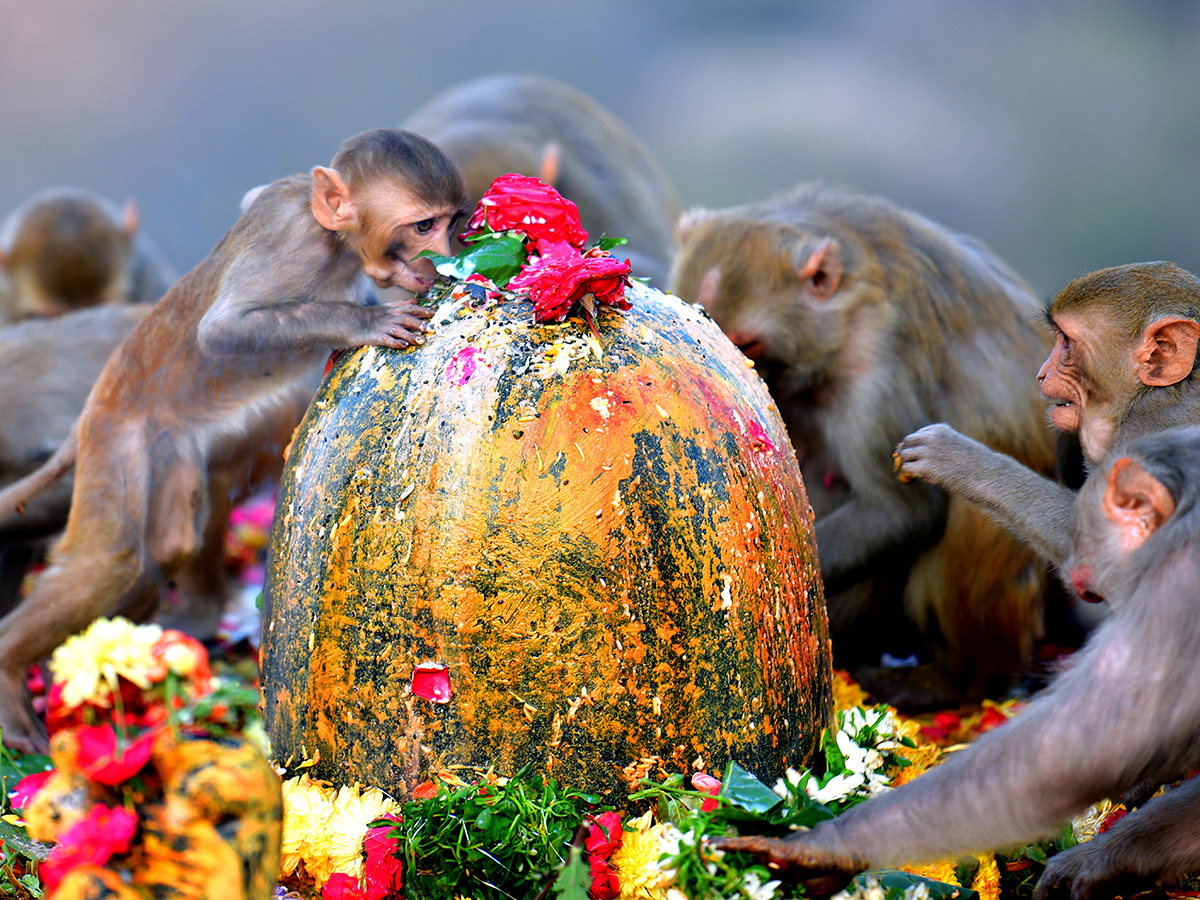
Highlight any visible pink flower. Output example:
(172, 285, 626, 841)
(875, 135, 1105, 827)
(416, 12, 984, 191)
(76, 724, 155, 785)
(322, 872, 369, 900)
(585, 811, 624, 859)
(692, 771, 722, 812)
(461, 174, 588, 249)
(508, 240, 631, 324)
(40, 804, 138, 894)
(363, 814, 402, 900)
(410, 663, 452, 704)
(9, 769, 53, 811)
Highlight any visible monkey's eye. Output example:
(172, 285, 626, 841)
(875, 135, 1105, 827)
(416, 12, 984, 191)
(415, 218, 435, 234)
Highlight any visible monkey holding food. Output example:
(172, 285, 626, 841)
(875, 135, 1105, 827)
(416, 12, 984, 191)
(671, 182, 1058, 709)
(0, 187, 176, 322)
(0, 128, 469, 753)
(403, 73, 681, 287)
(896, 261, 1200, 570)
(721, 420, 1200, 900)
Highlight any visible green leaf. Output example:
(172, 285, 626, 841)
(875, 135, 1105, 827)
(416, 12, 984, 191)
(595, 236, 628, 252)
(415, 234, 529, 287)
(720, 761, 784, 815)
(551, 844, 591, 900)
(0, 749, 52, 812)
(0, 819, 51, 861)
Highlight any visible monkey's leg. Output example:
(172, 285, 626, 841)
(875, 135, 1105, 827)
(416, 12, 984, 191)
(1036, 776, 1200, 900)
(161, 471, 234, 639)
(0, 432, 156, 752)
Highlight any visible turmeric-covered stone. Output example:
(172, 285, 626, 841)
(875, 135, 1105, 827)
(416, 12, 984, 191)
(261, 281, 831, 798)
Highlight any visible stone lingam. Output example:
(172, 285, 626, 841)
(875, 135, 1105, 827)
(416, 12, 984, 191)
(261, 277, 831, 799)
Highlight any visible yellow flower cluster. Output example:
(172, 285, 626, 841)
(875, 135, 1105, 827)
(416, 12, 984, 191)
(50, 617, 165, 709)
(611, 811, 674, 899)
(280, 772, 400, 887)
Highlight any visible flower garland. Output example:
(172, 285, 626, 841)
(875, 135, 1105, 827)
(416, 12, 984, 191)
(419, 173, 633, 330)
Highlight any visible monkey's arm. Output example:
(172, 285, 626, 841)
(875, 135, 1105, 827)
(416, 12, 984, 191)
(895, 424, 1075, 566)
(198, 281, 433, 357)
(719, 565, 1200, 881)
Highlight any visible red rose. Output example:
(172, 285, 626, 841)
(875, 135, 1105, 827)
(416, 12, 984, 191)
(40, 804, 138, 894)
(461, 174, 588, 249)
(584, 811, 624, 858)
(691, 771, 721, 812)
(322, 873, 369, 900)
(76, 724, 156, 785)
(9, 769, 54, 811)
(508, 240, 632, 324)
(588, 855, 620, 900)
(364, 815, 403, 900)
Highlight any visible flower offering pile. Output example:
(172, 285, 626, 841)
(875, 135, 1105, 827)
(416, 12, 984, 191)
(0, 617, 278, 900)
(418, 172, 633, 330)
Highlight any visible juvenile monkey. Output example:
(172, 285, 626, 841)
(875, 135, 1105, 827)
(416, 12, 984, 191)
(719, 423, 1200, 900)
(896, 261, 1200, 569)
(402, 73, 681, 286)
(0, 128, 468, 752)
(670, 183, 1058, 709)
(0, 187, 176, 322)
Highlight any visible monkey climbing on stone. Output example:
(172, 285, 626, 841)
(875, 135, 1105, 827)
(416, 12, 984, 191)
(720, 422, 1200, 900)
(0, 128, 469, 753)
(670, 182, 1059, 710)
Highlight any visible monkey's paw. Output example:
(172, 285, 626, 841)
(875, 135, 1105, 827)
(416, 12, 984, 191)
(1034, 841, 1145, 900)
(711, 833, 865, 896)
(0, 673, 49, 755)
(893, 423, 980, 487)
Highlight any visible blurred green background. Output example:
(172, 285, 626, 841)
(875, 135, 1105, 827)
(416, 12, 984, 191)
(3, 0, 1198, 298)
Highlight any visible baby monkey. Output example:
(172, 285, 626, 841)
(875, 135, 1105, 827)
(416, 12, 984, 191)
(0, 128, 468, 752)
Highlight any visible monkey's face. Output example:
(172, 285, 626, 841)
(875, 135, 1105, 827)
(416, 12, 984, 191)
(352, 195, 464, 294)
(1037, 312, 1122, 434)
(1066, 453, 1174, 606)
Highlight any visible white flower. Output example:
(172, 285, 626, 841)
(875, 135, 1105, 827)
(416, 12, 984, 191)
(742, 869, 783, 899)
(809, 771, 866, 805)
(832, 875, 885, 900)
(772, 766, 805, 799)
(903, 881, 932, 900)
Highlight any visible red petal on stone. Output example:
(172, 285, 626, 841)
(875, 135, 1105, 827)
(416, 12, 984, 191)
(411, 662, 452, 703)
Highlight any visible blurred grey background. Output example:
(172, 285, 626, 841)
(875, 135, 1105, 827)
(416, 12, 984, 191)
(2, 0, 1198, 299)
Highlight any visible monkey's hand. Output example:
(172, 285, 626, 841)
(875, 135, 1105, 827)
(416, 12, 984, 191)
(1034, 837, 1145, 900)
(893, 423, 987, 489)
(711, 832, 866, 896)
(362, 299, 436, 349)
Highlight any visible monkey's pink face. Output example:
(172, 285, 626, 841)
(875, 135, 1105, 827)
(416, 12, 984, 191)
(1037, 313, 1099, 433)
(353, 196, 464, 293)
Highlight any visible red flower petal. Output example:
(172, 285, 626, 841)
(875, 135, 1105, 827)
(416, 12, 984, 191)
(322, 872, 369, 900)
(584, 811, 624, 858)
(410, 662, 452, 704)
(588, 855, 621, 900)
(691, 772, 721, 795)
(9, 769, 54, 811)
(76, 724, 156, 785)
(40, 804, 138, 894)
(461, 174, 588, 249)
(364, 815, 403, 900)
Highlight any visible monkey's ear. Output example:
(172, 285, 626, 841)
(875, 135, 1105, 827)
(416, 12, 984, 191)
(538, 142, 561, 186)
(311, 167, 358, 232)
(1103, 456, 1175, 547)
(1135, 317, 1200, 386)
(676, 208, 712, 242)
(121, 198, 139, 236)
(798, 238, 841, 302)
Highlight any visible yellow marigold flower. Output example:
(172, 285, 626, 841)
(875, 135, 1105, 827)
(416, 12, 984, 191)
(901, 858, 959, 886)
(971, 853, 1001, 900)
(50, 617, 164, 709)
(612, 811, 670, 900)
(832, 670, 870, 711)
(321, 784, 401, 885)
(1071, 799, 1123, 844)
(280, 773, 335, 878)
(889, 743, 943, 787)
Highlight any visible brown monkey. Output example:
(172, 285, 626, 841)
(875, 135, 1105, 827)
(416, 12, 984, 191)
(0, 128, 468, 752)
(0, 306, 149, 612)
(670, 183, 1058, 709)
(0, 187, 176, 322)
(718, 423, 1200, 900)
(896, 261, 1200, 570)
(402, 73, 681, 286)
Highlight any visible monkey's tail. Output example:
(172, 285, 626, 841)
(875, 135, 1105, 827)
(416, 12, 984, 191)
(0, 426, 78, 520)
